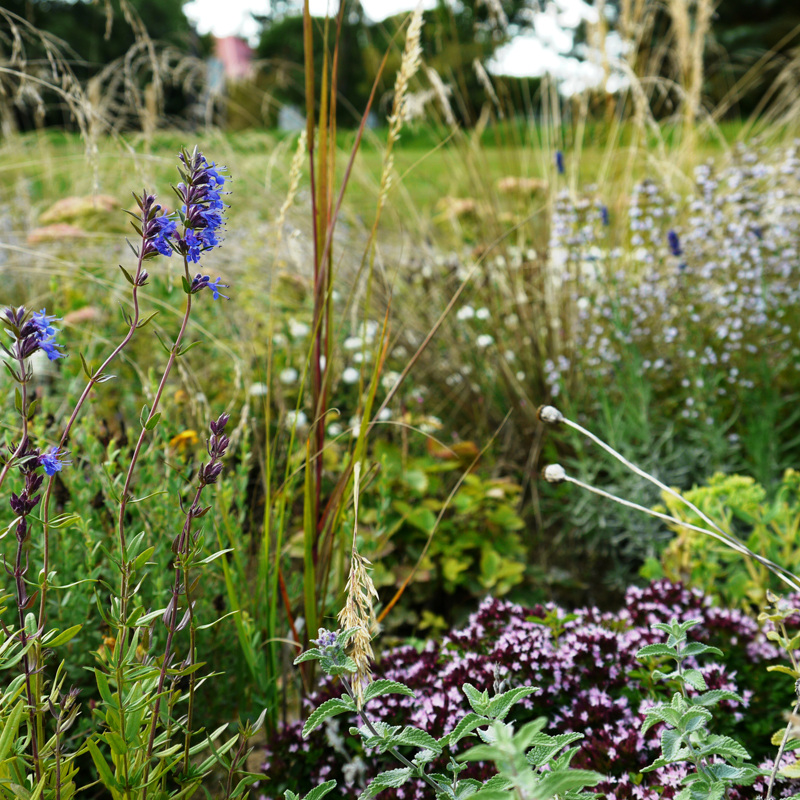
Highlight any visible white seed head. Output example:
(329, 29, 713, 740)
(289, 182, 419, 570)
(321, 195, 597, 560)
(543, 464, 567, 484)
(538, 405, 564, 424)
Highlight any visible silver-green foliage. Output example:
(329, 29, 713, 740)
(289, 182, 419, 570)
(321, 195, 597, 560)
(291, 630, 603, 800)
(637, 617, 769, 800)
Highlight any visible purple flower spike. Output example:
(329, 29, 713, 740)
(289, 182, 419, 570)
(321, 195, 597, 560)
(176, 149, 229, 265)
(39, 446, 71, 476)
(555, 150, 565, 175)
(32, 309, 66, 361)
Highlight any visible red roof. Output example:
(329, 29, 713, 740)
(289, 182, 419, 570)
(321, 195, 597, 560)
(213, 37, 254, 80)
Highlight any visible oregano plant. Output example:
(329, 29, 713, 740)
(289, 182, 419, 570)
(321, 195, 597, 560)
(292, 628, 603, 800)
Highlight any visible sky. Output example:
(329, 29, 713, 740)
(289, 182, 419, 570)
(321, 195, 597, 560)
(183, 0, 430, 44)
(183, 0, 628, 96)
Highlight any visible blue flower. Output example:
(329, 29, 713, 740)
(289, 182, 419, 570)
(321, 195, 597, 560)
(184, 230, 203, 263)
(555, 150, 565, 175)
(176, 150, 229, 264)
(39, 447, 71, 476)
(191, 274, 230, 300)
(667, 229, 682, 257)
(32, 309, 59, 339)
(150, 215, 177, 257)
(601, 205, 610, 226)
(32, 309, 66, 361)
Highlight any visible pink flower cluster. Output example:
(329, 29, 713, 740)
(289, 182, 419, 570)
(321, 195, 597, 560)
(260, 580, 800, 800)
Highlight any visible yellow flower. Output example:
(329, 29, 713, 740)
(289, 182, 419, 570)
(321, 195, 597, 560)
(170, 429, 199, 452)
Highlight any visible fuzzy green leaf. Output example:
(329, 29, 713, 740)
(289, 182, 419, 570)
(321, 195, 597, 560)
(363, 680, 416, 703)
(359, 768, 411, 799)
(302, 698, 356, 738)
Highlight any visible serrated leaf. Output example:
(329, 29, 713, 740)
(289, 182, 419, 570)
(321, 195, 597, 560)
(302, 698, 355, 738)
(363, 680, 415, 703)
(693, 689, 742, 707)
(393, 726, 442, 754)
(443, 712, 489, 746)
(360, 769, 411, 799)
(294, 648, 322, 665)
(636, 643, 678, 660)
(463, 683, 490, 716)
(682, 642, 723, 658)
(304, 781, 338, 800)
(682, 668, 707, 692)
(535, 769, 603, 797)
(486, 685, 538, 721)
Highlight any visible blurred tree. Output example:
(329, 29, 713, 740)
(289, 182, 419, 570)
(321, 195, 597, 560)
(2, 0, 197, 70)
(0, 0, 202, 130)
(255, 0, 531, 127)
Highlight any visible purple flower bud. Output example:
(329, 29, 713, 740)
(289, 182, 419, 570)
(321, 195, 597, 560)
(210, 413, 230, 436)
(555, 150, 565, 175)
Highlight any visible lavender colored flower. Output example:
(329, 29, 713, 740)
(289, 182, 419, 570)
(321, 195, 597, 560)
(190, 274, 229, 300)
(555, 150, 565, 175)
(38, 446, 72, 476)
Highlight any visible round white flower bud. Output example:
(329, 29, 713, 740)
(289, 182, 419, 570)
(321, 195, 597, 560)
(538, 405, 564, 424)
(543, 464, 567, 484)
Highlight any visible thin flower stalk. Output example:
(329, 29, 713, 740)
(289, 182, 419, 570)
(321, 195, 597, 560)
(542, 464, 800, 594)
(142, 413, 230, 800)
(38, 189, 166, 631)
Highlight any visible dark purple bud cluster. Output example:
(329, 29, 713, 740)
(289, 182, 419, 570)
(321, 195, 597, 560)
(9, 440, 43, 544)
(175, 147, 228, 267)
(135, 192, 178, 263)
(1, 306, 66, 363)
(198, 413, 230, 486)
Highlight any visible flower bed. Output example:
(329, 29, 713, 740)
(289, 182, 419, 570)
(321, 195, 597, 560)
(262, 580, 800, 799)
